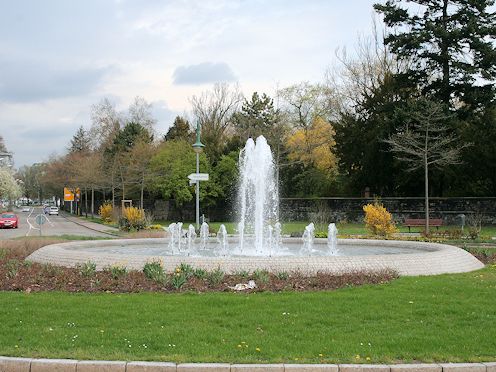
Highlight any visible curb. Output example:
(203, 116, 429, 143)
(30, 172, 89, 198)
(1, 358, 495, 372)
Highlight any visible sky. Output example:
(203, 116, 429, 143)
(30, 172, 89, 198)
(0, 0, 382, 167)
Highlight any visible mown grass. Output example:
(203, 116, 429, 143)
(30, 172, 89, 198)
(1, 266, 495, 363)
(153, 220, 496, 237)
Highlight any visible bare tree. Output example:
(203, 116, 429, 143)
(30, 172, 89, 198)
(128, 96, 157, 134)
(89, 98, 122, 150)
(327, 18, 410, 113)
(385, 98, 469, 233)
(190, 82, 243, 161)
(278, 82, 336, 129)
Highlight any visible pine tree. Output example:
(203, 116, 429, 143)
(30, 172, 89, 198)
(68, 126, 92, 154)
(164, 116, 193, 142)
(374, 0, 496, 112)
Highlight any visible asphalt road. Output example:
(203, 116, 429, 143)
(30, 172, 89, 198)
(0, 207, 114, 239)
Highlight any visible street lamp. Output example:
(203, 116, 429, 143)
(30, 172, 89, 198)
(192, 122, 205, 229)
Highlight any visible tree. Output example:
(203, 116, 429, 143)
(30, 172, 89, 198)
(190, 83, 243, 162)
(334, 74, 414, 196)
(17, 164, 45, 200)
(105, 122, 153, 201)
(232, 92, 282, 142)
(287, 116, 337, 174)
(127, 96, 157, 133)
(164, 116, 193, 142)
(0, 135, 6, 152)
(385, 98, 468, 233)
(374, 0, 496, 112)
(89, 98, 122, 150)
(68, 126, 92, 154)
(149, 140, 206, 208)
(0, 167, 22, 201)
(127, 140, 157, 209)
(278, 82, 336, 129)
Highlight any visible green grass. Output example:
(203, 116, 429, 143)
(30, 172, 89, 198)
(152, 220, 496, 238)
(1, 266, 495, 363)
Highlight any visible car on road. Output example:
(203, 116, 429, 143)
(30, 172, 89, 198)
(21, 206, 30, 212)
(48, 206, 59, 215)
(0, 213, 19, 229)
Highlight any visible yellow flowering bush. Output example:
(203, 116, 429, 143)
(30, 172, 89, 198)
(119, 206, 147, 231)
(363, 201, 397, 237)
(98, 203, 114, 224)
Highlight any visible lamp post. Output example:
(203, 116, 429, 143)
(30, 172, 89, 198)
(192, 122, 205, 229)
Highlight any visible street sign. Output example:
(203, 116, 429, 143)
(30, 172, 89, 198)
(35, 214, 46, 225)
(188, 173, 209, 182)
(64, 187, 74, 201)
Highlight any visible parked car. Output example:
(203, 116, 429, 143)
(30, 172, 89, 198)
(21, 206, 30, 212)
(0, 213, 19, 228)
(48, 206, 59, 215)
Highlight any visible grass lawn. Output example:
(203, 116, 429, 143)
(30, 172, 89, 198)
(153, 220, 496, 238)
(1, 266, 495, 363)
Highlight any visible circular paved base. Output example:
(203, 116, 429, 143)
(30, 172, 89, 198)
(27, 238, 484, 276)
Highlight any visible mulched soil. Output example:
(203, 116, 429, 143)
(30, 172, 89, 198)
(0, 238, 399, 293)
(469, 251, 496, 265)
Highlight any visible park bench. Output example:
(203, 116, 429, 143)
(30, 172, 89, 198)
(404, 218, 443, 233)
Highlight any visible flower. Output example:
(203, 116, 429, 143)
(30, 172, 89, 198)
(256, 347, 261, 352)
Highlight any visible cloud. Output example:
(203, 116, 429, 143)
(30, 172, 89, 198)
(0, 60, 113, 103)
(172, 62, 236, 85)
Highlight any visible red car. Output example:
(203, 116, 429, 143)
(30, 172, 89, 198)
(0, 213, 19, 229)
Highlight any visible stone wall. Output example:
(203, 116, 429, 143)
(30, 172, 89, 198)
(279, 197, 496, 225)
(86, 196, 496, 225)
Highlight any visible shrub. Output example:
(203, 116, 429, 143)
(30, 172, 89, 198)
(276, 271, 290, 280)
(171, 272, 187, 289)
(109, 265, 127, 279)
(148, 224, 164, 230)
(41, 263, 62, 277)
(119, 207, 147, 231)
(6, 259, 20, 278)
(233, 270, 249, 279)
(143, 261, 165, 282)
(99, 203, 114, 224)
(193, 268, 207, 279)
(207, 267, 225, 286)
(315, 231, 327, 238)
(253, 269, 270, 284)
(77, 261, 97, 277)
(363, 201, 397, 237)
(178, 263, 194, 278)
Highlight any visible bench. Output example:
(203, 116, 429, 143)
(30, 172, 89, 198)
(404, 218, 443, 232)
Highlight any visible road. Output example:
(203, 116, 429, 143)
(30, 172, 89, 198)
(0, 207, 116, 239)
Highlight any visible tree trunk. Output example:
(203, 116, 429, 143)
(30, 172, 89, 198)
(84, 188, 88, 218)
(424, 126, 430, 235)
(425, 159, 429, 235)
(91, 187, 94, 218)
(140, 172, 144, 210)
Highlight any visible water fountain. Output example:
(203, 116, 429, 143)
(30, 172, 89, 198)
(237, 136, 278, 255)
(27, 135, 485, 276)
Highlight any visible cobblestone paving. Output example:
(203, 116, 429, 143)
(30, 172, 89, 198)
(26, 239, 484, 276)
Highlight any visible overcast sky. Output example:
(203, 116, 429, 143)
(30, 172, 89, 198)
(1, 0, 381, 167)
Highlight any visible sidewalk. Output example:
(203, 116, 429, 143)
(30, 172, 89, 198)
(61, 212, 120, 236)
